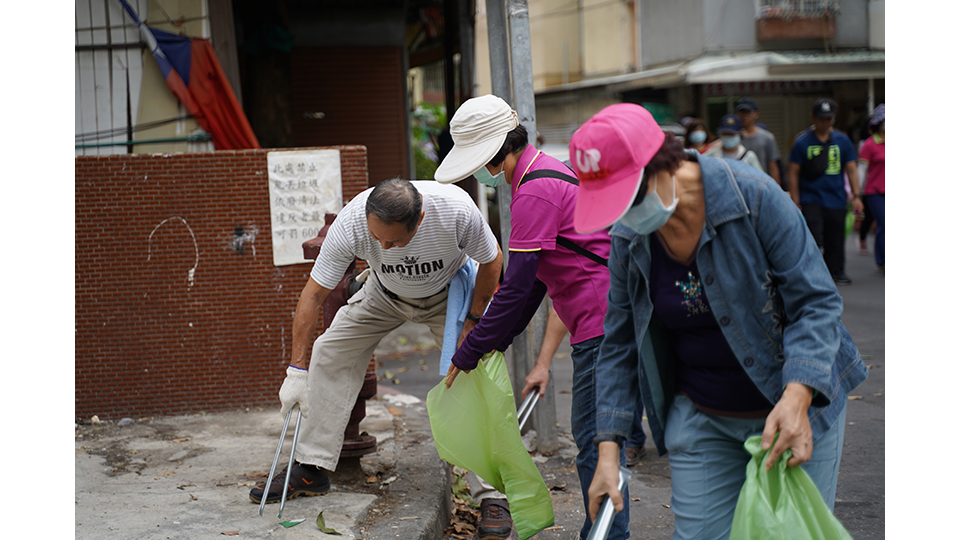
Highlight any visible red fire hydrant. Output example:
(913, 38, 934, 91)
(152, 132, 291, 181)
(302, 214, 378, 460)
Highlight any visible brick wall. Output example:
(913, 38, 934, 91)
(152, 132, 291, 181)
(75, 146, 368, 419)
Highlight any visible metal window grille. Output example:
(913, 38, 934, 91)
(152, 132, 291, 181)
(758, 0, 841, 19)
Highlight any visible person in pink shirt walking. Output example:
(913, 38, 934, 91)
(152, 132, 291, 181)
(858, 104, 885, 271)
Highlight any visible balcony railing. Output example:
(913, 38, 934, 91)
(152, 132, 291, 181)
(758, 0, 840, 19)
(756, 0, 839, 40)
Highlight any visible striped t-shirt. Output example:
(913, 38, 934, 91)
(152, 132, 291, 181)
(311, 181, 499, 298)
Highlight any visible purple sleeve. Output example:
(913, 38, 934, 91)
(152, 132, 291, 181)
(450, 251, 547, 371)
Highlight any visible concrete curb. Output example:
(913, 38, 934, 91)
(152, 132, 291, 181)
(358, 390, 452, 540)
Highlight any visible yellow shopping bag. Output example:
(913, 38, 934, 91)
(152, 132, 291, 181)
(426, 351, 554, 540)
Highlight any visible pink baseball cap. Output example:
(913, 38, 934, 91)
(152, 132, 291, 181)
(569, 103, 665, 233)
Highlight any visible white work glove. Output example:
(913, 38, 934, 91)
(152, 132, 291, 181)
(278, 366, 310, 418)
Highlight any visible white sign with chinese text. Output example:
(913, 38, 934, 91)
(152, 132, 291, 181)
(267, 150, 342, 266)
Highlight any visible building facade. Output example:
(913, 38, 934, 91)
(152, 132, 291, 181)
(475, 0, 885, 159)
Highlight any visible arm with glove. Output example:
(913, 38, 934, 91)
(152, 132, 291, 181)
(279, 277, 333, 418)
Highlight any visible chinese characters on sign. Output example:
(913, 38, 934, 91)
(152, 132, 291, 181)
(267, 150, 342, 266)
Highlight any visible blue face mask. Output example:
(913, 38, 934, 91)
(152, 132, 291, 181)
(688, 131, 707, 145)
(474, 162, 507, 187)
(721, 134, 741, 149)
(619, 175, 679, 235)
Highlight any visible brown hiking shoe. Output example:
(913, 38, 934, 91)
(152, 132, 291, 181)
(249, 462, 330, 503)
(478, 498, 515, 540)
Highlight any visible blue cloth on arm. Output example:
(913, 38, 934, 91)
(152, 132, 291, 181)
(451, 251, 546, 372)
(439, 258, 479, 375)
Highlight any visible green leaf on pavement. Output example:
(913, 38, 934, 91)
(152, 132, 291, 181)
(279, 518, 305, 528)
(316, 511, 342, 535)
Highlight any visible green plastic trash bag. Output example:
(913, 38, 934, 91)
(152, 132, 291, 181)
(730, 435, 854, 540)
(845, 206, 855, 239)
(426, 351, 554, 540)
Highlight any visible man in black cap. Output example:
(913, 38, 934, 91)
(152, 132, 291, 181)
(787, 98, 863, 285)
(736, 97, 781, 186)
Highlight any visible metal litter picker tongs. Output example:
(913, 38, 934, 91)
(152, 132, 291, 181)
(258, 405, 303, 519)
(584, 466, 632, 540)
(517, 386, 540, 431)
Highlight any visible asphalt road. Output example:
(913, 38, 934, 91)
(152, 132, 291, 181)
(376, 231, 885, 539)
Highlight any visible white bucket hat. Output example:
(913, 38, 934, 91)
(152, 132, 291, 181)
(434, 94, 518, 184)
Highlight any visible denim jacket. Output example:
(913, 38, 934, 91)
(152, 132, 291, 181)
(595, 155, 868, 456)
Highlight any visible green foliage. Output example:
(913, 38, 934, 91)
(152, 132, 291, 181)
(411, 102, 447, 180)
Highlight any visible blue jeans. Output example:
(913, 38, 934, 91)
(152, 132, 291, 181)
(664, 394, 847, 540)
(571, 336, 630, 540)
(866, 194, 884, 266)
(627, 399, 647, 448)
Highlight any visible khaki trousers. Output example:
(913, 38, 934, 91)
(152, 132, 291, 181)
(296, 271, 448, 471)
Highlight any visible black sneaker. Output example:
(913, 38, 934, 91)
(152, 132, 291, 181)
(478, 498, 515, 540)
(833, 274, 852, 285)
(249, 462, 330, 503)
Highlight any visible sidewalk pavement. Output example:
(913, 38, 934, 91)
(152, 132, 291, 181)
(75, 385, 450, 540)
(76, 231, 883, 540)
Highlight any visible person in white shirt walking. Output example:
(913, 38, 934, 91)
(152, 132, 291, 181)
(704, 114, 764, 172)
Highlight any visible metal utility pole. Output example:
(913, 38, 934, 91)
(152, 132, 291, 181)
(485, 0, 558, 455)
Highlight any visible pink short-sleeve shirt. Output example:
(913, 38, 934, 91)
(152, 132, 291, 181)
(858, 135, 885, 195)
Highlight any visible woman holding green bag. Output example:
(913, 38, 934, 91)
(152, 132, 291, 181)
(435, 94, 629, 540)
(570, 104, 868, 540)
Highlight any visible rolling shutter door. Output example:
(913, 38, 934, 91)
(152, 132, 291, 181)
(752, 95, 788, 162)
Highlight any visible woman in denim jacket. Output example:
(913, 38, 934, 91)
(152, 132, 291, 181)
(568, 104, 868, 540)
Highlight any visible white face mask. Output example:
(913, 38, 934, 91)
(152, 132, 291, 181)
(474, 162, 507, 187)
(618, 175, 679, 235)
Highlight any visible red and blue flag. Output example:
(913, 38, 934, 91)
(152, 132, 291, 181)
(118, 0, 260, 150)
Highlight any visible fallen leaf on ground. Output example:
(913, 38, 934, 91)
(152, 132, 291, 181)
(663, 504, 671, 508)
(396, 366, 409, 373)
(367, 476, 378, 483)
(392, 379, 400, 385)
(189, 494, 198, 500)
(420, 365, 429, 371)
(316, 511, 342, 535)
(387, 408, 402, 416)
(172, 437, 191, 443)
(238, 481, 256, 487)
(280, 518, 305, 528)
(545, 525, 564, 530)
(848, 395, 863, 400)
(383, 371, 394, 379)
(245, 471, 268, 478)
(176, 484, 195, 490)
(632, 498, 641, 501)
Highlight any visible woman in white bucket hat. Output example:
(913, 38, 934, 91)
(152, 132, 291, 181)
(436, 94, 629, 540)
